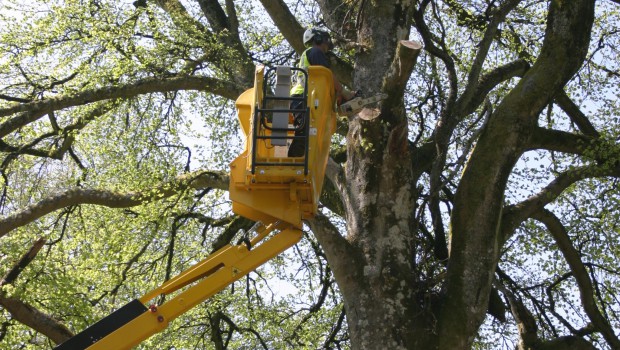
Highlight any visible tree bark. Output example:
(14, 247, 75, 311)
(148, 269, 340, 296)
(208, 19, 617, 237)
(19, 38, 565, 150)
(0, 170, 228, 238)
(319, 2, 428, 349)
(0, 76, 243, 139)
(437, 1, 595, 348)
(0, 238, 74, 345)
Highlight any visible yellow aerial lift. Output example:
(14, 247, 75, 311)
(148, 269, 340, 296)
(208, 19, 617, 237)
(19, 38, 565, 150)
(54, 65, 338, 350)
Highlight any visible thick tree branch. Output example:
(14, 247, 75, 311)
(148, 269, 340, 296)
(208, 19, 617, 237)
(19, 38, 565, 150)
(382, 40, 422, 98)
(527, 127, 595, 155)
(536, 336, 597, 350)
(324, 158, 347, 201)
(502, 164, 620, 242)
(460, 59, 530, 116)
(317, 151, 348, 217)
(258, 0, 306, 54)
(555, 91, 600, 137)
(194, 0, 254, 85)
(314, 0, 354, 38)
(457, 0, 523, 114)
(154, 0, 209, 35)
(210, 215, 254, 253)
(533, 209, 620, 349)
(0, 170, 228, 238)
(326, 54, 355, 88)
(307, 214, 361, 293)
(320, 181, 345, 218)
(0, 94, 31, 103)
(440, 0, 596, 347)
(428, 201, 449, 261)
(225, 0, 239, 36)
(322, 307, 346, 349)
(527, 127, 620, 171)
(322, 158, 350, 218)
(0, 136, 57, 159)
(196, 0, 229, 32)
(0, 102, 113, 162)
(1, 238, 46, 286)
(410, 140, 437, 180)
(501, 283, 596, 350)
(0, 297, 74, 345)
(0, 76, 242, 139)
(0, 238, 74, 345)
(193, 0, 241, 37)
(501, 286, 540, 348)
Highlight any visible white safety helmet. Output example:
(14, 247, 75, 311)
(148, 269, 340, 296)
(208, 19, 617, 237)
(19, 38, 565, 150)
(303, 28, 334, 49)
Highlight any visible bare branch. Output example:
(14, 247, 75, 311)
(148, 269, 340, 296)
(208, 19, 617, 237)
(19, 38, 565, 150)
(217, 311, 270, 349)
(0, 76, 242, 139)
(533, 209, 620, 349)
(0, 170, 228, 238)
(414, 0, 459, 112)
(414, 2, 460, 244)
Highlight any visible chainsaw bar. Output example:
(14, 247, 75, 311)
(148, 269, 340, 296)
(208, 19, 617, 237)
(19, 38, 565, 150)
(338, 93, 388, 116)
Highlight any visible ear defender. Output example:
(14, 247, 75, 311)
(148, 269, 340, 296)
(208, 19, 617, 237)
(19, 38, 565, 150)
(313, 29, 323, 45)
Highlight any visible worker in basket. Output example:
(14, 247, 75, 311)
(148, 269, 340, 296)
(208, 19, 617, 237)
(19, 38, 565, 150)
(288, 28, 358, 157)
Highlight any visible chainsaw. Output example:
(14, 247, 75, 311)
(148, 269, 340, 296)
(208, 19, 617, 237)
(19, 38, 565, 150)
(337, 93, 388, 117)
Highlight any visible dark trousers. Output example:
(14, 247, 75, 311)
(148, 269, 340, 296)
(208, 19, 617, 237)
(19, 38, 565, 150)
(287, 97, 306, 157)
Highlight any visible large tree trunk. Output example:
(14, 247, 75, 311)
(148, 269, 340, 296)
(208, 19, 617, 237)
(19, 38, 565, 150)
(314, 2, 429, 349)
(341, 115, 422, 349)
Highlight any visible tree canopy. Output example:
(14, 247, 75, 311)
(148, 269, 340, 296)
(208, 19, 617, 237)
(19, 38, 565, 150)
(0, 0, 619, 349)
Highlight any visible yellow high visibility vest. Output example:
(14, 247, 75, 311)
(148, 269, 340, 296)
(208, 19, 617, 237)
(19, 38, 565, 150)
(290, 48, 311, 95)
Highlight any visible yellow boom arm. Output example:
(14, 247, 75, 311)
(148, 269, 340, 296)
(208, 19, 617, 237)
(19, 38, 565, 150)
(55, 65, 336, 349)
(55, 224, 301, 350)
